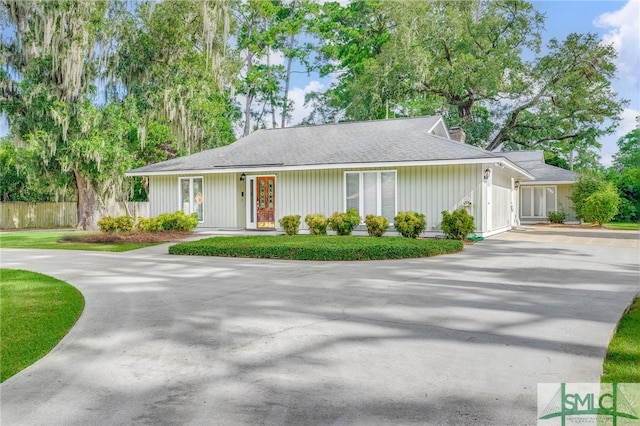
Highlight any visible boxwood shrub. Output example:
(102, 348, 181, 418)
(394, 211, 426, 238)
(305, 213, 328, 235)
(168, 235, 463, 261)
(441, 209, 476, 240)
(328, 208, 361, 236)
(279, 215, 301, 235)
(98, 215, 134, 233)
(365, 214, 389, 237)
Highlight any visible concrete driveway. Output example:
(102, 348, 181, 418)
(1, 230, 638, 425)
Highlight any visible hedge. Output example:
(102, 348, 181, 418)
(168, 235, 463, 261)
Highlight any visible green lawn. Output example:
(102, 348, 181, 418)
(0, 230, 155, 251)
(169, 235, 464, 260)
(0, 269, 85, 382)
(602, 297, 640, 383)
(603, 222, 640, 231)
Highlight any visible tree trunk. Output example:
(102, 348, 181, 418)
(281, 35, 295, 129)
(74, 169, 107, 230)
(243, 50, 254, 137)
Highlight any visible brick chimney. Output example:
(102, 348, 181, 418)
(449, 126, 466, 143)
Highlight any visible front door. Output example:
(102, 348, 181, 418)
(256, 176, 276, 229)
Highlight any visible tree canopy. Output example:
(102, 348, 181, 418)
(0, 0, 630, 228)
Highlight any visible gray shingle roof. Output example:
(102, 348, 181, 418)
(127, 116, 500, 175)
(501, 151, 577, 183)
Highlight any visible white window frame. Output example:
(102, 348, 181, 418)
(343, 170, 397, 222)
(520, 185, 557, 219)
(178, 176, 204, 223)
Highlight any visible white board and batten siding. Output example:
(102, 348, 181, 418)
(557, 184, 576, 222)
(274, 165, 485, 234)
(276, 169, 344, 221)
(149, 174, 238, 228)
(149, 163, 492, 233)
(490, 167, 516, 233)
(397, 164, 484, 233)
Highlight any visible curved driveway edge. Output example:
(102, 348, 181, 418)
(1, 232, 638, 425)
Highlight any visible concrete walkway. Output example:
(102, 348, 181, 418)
(0, 230, 638, 425)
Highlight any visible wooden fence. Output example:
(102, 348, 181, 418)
(0, 202, 150, 229)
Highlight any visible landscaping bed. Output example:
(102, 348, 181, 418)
(168, 235, 464, 261)
(60, 231, 193, 244)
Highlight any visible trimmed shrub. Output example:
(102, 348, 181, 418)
(137, 211, 198, 232)
(171, 211, 199, 232)
(583, 184, 620, 226)
(441, 209, 475, 240)
(115, 216, 134, 232)
(305, 213, 328, 235)
(328, 208, 361, 236)
(279, 215, 301, 235)
(98, 216, 117, 233)
(394, 211, 426, 238)
(169, 235, 463, 261)
(365, 214, 389, 237)
(98, 215, 134, 233)
(167, 211, 197, 231)
(547, 211, 566, 224)
(135, 216, 164, 232)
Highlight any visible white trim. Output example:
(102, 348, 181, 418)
(519, 180, 574, 185)
(486, 168, 493, 231)
(520, 185, 557, 219)
(343, 170, 397, 222)
(476, 225, 512, 238)
(427, 117, 450, 139)
(127, 157, 535, 179)
(245, 176, 256, 229)
(178, 176, 204, 223)
(493, 158, 534, 178)
(245, 174, 277, 230)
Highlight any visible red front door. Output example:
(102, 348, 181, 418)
(256, 176, 275, 229)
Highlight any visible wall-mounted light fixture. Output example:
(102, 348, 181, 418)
(240, 173, 246, 182)
(483, 168, 491, 180)
(514, 180, 521, 189)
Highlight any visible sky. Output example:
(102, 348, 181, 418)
(279, 0, 640, 167)
(1, 0, 638, 167)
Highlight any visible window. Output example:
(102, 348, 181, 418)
(344, 171, 396, 222)
(521, 185, 556, 218)
(179, 177, 203, 222)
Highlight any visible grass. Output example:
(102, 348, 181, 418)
(0, 230, 157, 252)
(0, 269, 84, 382)
(169, 235, 464, 261)
(601, 297, 640, 383)
(603, 222, 640, 231)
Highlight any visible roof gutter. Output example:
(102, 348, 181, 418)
(126, 157, 527, 177)
(519, 180, 575, 185)
(489, 157, 536, 180)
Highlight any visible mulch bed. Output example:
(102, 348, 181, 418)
(60, 231, 194, 244)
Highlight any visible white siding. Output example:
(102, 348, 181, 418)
(557, 184, 576, 222)
(491, 167, 514, 231)
(397, 164, 484, 232)
(276, 169, 343, 222)
(149, 174, 238, 227)
(149, 163, 504, 233)
(148, 175, 177, 217)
